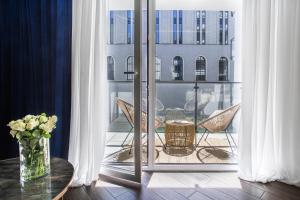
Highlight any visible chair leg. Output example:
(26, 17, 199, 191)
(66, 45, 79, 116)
(225, 130, 234, 154)
(121, 127, 133, 147)
(129, 132, 149, 155)
(196, 129, 207, 147)
(228, 132, 237, 148)
(128, 136, 135, 154)
(155, 130, 166, 150)
(204, 131, 210, 141)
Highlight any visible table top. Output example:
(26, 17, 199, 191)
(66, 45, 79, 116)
(166, 120, 194, 126)
(0, 157, 74, 200)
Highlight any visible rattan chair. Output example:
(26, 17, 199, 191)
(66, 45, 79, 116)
(116, 98, 166, 154)
(196, 104, 240, 153)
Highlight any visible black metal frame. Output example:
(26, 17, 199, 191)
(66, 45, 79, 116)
(196, 125, 238, 154)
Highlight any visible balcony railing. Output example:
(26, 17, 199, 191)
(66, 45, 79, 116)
(107, 80, 241, 133)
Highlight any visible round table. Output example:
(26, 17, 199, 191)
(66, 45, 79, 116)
(0, 157, 74, 200)
(164, 120, 196, 156)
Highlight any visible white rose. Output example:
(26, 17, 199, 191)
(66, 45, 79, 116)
(10, 130, 17, 138)
(23, 115, 34, 122)
(49, 115, 58, 123)
(8, 120, 15, 127)
(9, 120, 26, 132)
(26, 119, 39, 130)
(39, 115, 48, 123)
(39, 123, 53, 133)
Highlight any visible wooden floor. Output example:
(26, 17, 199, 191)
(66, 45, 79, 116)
(64, 172, 300, 200)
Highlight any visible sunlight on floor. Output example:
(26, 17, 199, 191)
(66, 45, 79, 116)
(147, 173, 242, 189)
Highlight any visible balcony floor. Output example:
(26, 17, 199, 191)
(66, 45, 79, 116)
(104, 131, 238, 165)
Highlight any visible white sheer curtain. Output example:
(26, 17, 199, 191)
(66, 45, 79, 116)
(68, 0, 108, 186)
(239, 0, 300, 186)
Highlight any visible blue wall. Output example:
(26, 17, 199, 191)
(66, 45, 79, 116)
(0, 0, 72, 159)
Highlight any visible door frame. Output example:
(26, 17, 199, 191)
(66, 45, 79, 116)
(100, 0, 143, 184)
(146, 1, 239, 172)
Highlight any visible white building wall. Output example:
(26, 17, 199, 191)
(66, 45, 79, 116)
(114, 11, 127, 44)
(182, 11, 196, 44)
(159, 11, 173, 44)
(108, 10, 236, 82)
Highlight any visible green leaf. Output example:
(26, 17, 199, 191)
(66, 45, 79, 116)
(32, 129, 40, 137)
(23, 131, 31, 137)
(43, 133, 51, 138)
(16, 133, 21, 140)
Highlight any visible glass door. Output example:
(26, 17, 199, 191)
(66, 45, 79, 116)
(101, 0, 146, 184)
(147, 0, 242, 170)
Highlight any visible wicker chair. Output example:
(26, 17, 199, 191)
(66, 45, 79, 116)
(116, 98, 166, 154)
(196, 104, 240, 153)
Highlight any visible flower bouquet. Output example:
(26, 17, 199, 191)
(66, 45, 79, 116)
(7, 113, 57, 181)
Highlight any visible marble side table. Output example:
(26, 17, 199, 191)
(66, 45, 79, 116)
(0, 157, 74, 200)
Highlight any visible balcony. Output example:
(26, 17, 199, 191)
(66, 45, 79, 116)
(104, 81, 241, 165)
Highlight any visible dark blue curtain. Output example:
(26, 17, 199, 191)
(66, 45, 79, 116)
(0, 0, 72, 159)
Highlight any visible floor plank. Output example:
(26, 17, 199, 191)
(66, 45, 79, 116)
(64, 172, 300, 200)
(64, 186, 91, 200)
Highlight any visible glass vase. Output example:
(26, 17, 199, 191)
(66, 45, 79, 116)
(19, 137, 50, 181)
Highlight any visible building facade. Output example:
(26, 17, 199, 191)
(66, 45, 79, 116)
(107, 10, 236, 82)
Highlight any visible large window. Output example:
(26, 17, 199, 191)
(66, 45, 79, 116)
(219, 57, 228, 81)
(225, 11, 229, 45)
(172, 56, 183, 80)
(110, 11, 114, 44)
(107, 56, 115, 80)
(173, 10, 177, 44)
(156, 57, 161, 80)
(196, 56, 206, 81)
(127, 56, 134, 80)
(196, 11, 201, 44)
(178, 10, 183, 44)
(156, 11, 160, 44)
(201, 11, 206, 44)
(219, 11, 223, 45)
(127, 11, 132, 44)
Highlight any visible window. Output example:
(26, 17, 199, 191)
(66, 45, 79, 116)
(219, 11, 223, 45)
(201, 11, 206, 44)
(219, 57, 228, 81)
(127, 11, 132, 44)
(107, 56, 115, 80)
(156, 11, 160, 44)
(178, 10, 183, 44)
(110, 11, 114, 44)
(156, 57, 161, 80)
(196, 56, 206, 81)
(172, 56, 183, 80)
(225, 11, 229, 45)
(196, 11, 201, 44)
(173, 10, 177, 44)
(127, 56, 134, 80)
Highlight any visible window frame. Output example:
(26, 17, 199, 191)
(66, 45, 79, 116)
(218, 57, 229, 81)
(195, 56, 206, 81)
(126, 56, 134, 80)
(172, 56, 184, 80)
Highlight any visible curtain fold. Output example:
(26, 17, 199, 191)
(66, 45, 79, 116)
(239, 0, 300, 186)
(0, 0, 72, 159)
(68, 0, 108, 186)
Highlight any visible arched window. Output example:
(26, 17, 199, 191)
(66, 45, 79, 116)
(196, 56, 206, 81)
(156, 57, 161, 80)
(219, 57, 228, 81)
(172, 56, 183, 80)
(127, 56, 134, 80)
(107, 56, 114, 80)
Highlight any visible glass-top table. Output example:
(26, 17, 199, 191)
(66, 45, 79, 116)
(0, 157, 74, 200)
